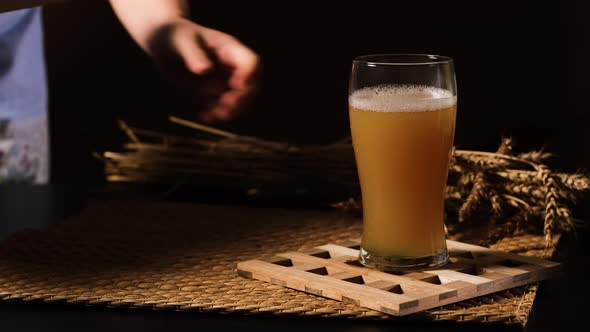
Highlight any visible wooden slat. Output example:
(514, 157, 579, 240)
(237, 239, 560, 316)
(315, 244, 359, 257)
(446, 240, 560, 267)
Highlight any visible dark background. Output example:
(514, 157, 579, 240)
(44, 0, 590, 184)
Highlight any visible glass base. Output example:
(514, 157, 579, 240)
(358, 247, 449, 272)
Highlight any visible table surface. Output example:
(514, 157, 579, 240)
(0, 184, 588, 331)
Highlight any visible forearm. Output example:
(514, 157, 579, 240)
(109, 0, 191, 51)
(1, 0, 67, 13)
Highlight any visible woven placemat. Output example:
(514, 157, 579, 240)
(0, 201, 557, 325)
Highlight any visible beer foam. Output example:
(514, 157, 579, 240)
(349, 85, 456, 112)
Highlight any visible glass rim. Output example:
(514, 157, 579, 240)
(353, 54, 453, 66)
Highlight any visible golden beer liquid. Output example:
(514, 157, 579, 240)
(349, 85, 456, 258)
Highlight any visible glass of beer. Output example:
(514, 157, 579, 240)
(349, 54, 457, 271)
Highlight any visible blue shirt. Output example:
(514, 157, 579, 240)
(0, 7, 48, 184)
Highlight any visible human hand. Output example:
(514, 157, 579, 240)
(147, 18, 260, 123)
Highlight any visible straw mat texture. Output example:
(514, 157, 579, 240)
(0, 201, 557, 325)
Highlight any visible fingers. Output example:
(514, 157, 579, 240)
(170, 24, 260, 122)
(203, 29, 260, 90)
(199, 87, 255, 123)
(222, 43, 260, 90)
(191, 30, 259, 122)
(174, 30, 214, 75)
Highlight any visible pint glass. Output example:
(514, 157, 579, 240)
(349, 54, 457, 271)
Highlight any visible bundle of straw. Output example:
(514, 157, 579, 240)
(100, 117, 589, 248)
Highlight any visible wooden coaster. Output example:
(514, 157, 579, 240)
(237, 239, 560, 316)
